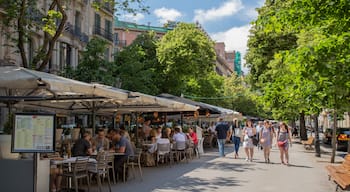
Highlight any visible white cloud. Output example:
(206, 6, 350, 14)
(121, 13, 145, 22)
(154, 7, 182, 24)
(244, 8, 258, 20)
(210, 25, 251, 72)
(193, 0, 244, 23)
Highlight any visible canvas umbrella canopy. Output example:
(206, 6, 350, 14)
(0, 65, 198, 114)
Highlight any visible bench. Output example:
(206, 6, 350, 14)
(301, 136, 314, 150)
(326, 155, 350, 191)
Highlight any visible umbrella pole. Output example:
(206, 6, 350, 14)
(92, 101, 96, 135)
(135, 113, 139, 148)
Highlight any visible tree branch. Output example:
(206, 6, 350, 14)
(37, 0, 67, 71)
(18, 0, 28, 68)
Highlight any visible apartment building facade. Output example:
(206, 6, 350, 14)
(214, 42, 242, 76)
(114, 18, 173, 51)
(0, 0, 115, 130)
(0, 0, 114, 73)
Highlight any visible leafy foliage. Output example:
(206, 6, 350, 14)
(157, 23, 216, 95)
(71, 37, 116, 86)
(114, 32, 162, 94)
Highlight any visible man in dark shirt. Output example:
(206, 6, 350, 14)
(110, 129, 134, 181)
(72, 131, 93, 157)
(215, 117, 229, 157)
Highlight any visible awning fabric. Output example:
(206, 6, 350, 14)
(0, 65, 198, 114)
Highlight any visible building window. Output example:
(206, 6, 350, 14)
(94, 13, 101, 34)
(75, 11, 81, 34)
(59, 42, 72, 71)
(105, 19, 112, 40)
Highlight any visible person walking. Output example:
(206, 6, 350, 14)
(259, 120, 274, 163)
(255, 121, 264, 150)
(229, 120, 242, 159)
(277, 122, 292, 165)
(242, 119, 256, 162)
(215, 117, 229, 157)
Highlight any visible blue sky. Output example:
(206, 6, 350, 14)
(119, 0, 265, 70)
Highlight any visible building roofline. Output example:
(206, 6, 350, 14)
(114, 19, 173, 33)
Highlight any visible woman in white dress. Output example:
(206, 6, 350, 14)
(242, 119, 256, 162)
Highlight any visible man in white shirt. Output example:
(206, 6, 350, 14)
(173, 127, 186, 142)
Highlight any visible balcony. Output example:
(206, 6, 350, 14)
(115, 39, 127, 47)
(65, 22, 89, 43)
(93, 25, 113, 42)
(94, 0, 114, 15)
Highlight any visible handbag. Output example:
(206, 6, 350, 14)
(260, 138, 266, 144)
(252, 137, 259, 146)
(278, 140, 287, 147)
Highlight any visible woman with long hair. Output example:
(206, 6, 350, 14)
(277, 122, 292, 165)
(230, 119, 243, 159)
(242, 119, 256, 162)
(259, 120, 274, 163)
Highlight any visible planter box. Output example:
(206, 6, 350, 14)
(0, 134, 20, 159)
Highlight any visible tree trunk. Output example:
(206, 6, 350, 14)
(331, 110, 337, 163)
(299, 112, 307, 140)
(18, 0, 28, 68)
(313, 114, 321, 157)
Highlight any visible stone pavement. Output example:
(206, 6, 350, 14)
(103, 141, 346, 192)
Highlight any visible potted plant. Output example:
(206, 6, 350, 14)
(0, 113, 19, 159)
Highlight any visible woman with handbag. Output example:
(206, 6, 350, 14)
(242, 119, 256, 162)
(276, 122, 292, 165)
(259, 120, 274, 163)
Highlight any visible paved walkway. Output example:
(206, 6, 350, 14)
(101, 141, 345, 192)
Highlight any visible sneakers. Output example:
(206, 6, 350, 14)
(245, 158, 249, 161)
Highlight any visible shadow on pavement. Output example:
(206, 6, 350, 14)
(287, 164, 313, 168)
(155, 175, 241, 192)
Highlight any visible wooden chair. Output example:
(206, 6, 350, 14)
(55, 129, 63, 152)
(123, 149, 143, 182)
(61, 157, 90, 192)
(71, 128, 81, 141)
(301, 136, 314, 150)
(89, 153, 112, 192)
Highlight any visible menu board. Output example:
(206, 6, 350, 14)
(12, 113, 56, 153)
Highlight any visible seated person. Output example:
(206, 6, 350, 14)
(92, 128, 110, 152)
(143, 119, 152, 139)
(72, 131, 93, 157)
(173, 127, 186, 143)
(187, 127, 198, 146)
(120, 124, 131, 141)
(43, 153, 62, 192)
(110, 129, 135, 181)
(155, 127, 162, 139)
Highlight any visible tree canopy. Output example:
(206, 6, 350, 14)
(157, 23, 217, 95)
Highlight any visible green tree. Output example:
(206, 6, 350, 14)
(114, 32, 162, 94)
(0, 0, 148, 70)
(72, 37, 116, 86)
(247, 0, 350, 161)
(157, 22, 216, 95)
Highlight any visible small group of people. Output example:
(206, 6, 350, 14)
(143, 124, 199, 166)
(50, 126, 134, 192)
(212, 118, 293, 165)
